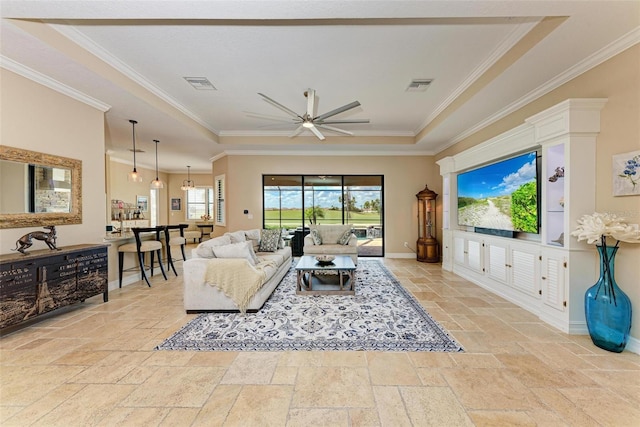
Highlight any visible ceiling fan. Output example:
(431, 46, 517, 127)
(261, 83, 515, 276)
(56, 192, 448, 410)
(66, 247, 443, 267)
(249, 89, 369, 141)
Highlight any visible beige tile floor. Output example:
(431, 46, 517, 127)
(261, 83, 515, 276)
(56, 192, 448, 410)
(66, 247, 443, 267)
(1, 253, 639, 426)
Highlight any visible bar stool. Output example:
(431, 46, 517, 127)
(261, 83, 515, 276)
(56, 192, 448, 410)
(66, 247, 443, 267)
(164, 224, 188, 276)
(182, 223, 202, 243)
(118, 226, 167, 287)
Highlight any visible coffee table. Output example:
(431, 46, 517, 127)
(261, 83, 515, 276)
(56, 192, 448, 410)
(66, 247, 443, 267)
(295, 255, 356, 295)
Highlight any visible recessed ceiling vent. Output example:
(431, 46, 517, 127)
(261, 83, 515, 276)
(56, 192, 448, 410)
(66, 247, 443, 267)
(406, 79, 433, 92)
(184, 77, 216, 90)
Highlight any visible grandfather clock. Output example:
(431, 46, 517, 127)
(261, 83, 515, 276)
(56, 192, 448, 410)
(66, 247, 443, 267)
(416, 185, 439, 263)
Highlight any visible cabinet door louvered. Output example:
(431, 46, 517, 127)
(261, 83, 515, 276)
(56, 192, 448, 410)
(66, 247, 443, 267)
(542, 255, 565, 311)
(453, 236, 466, 266)
(467, 239, 483, 273)
(510, 248, 539, 297)
(487, 242, 508, 284)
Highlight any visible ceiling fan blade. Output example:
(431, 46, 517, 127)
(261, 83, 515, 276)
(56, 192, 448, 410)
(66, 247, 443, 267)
(244, 111, 299, 123)
(315, 119, 370, 125)
(257, 122, 300, 130)
(258, 93, 302, 119)
(289, 125, 305, 138)
(316, 124, 353, 136)
(309, 125, 326, 141)
(306, 89, 316, 118)
(314, 100, 361, 121)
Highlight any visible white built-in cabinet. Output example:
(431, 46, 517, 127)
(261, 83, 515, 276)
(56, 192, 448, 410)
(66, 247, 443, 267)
(437, 99, 606, 334)
(453, 233, 483, 274)
(486, 239, 539, 297)
(540, 247, 566, 312)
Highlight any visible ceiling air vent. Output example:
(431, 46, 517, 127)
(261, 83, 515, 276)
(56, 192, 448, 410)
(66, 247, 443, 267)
(406, 79, 433, 92)
(184, 77, 216, 90)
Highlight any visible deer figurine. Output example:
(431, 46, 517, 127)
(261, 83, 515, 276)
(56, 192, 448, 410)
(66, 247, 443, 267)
(13, 226, 58, 255)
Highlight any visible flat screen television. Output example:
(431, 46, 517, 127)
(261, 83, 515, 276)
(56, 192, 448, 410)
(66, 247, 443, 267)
(457, 151, 539, 234)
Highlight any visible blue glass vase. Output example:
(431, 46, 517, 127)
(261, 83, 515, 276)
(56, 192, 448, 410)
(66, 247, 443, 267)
(584, 245, 632, 353)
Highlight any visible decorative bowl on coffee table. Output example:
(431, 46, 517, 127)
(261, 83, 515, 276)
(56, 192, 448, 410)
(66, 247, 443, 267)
(315, 255, 335, 266)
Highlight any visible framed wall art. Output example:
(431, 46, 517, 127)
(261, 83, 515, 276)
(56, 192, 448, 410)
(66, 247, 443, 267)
(171, 198, 182, 211)
(136, 195, 149, 212)
(613, 150, 639, 196)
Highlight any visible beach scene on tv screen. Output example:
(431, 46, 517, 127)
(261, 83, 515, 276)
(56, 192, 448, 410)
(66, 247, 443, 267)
(457, 152, 538, 233)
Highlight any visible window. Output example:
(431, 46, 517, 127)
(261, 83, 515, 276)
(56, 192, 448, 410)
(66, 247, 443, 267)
(150, 189, 158, 226)
(263, 175, 384, 256)
(215, 174, 225, 226)
(186, 187, 214, 220)
(264, 175, 303, 229)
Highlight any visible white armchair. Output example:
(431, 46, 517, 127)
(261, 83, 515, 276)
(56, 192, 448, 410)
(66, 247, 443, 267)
(303, 224, 358, 264)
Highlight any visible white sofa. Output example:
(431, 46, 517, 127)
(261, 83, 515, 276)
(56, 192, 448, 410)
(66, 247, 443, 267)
(183, 229, 292, 312)
(303, 224, 358, 264)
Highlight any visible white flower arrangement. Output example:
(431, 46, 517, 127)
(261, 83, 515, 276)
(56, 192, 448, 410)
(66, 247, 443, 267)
(571, 212, 640, 246)
(571, 212, 639, 304)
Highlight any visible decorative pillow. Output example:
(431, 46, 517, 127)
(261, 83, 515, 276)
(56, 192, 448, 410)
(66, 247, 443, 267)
(259, 229, 281, 252)
(337, 229, 352, 245)
(195, 235, 232, 258)
(244, 229, 261, 252)
(225, 230, 247, 244)
(310, 228, 323, 245)
(244, 229, 261, 242)
(245, 241, 260, 265)
(311, 224, 352, 244)
(212, 241, 256, 265)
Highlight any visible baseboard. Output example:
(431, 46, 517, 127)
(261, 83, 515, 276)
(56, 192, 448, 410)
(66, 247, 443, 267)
(108, 275, 140, 290)
(567, 321, 588, 335)
(385, 252, 416, 259)
(624, 336, 640, 355)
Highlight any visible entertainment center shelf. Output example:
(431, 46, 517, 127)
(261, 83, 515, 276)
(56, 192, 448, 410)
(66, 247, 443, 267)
(437, 99, 607, 334)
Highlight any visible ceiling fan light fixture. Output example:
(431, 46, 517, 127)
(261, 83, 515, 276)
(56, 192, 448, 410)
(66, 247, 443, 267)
(256, 89, 368, 141)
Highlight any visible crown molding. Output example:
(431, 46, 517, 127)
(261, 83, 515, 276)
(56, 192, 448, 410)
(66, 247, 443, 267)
(415, 18, 540, 135)
(218, 130, 415, 138)
(218, 149, 435, 157)
(1, 55, 112, 112)
(438, 25, 640, 154)
(210, 152, 227, 163)
(49, 22, 219, 135)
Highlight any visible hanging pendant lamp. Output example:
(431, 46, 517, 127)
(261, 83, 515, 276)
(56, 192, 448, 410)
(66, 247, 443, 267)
(150, 139, 164, 189)
(180, 165, 195, 190)
(127, 119, 142, 182)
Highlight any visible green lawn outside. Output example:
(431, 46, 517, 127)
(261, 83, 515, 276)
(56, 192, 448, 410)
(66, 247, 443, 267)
(264, 209, 381, 229)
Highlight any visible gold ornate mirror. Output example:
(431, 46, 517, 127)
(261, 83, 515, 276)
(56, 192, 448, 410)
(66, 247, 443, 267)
(0, 145, 82, 229)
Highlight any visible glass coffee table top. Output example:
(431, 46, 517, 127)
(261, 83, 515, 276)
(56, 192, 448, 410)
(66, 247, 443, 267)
(295, 255, 356, 271)
(295, 256, 356, 295)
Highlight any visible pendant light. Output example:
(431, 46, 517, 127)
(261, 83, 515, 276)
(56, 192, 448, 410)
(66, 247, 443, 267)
(127, 119, 142, 182)
(180, 165, 195, 190)
(150, 139, 164, 189)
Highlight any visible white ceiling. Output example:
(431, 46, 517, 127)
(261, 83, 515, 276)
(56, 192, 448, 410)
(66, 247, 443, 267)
(1, 1, 639, 172)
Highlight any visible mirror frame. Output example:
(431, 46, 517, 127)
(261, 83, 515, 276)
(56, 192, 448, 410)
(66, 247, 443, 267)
(0, 145, 82, 229)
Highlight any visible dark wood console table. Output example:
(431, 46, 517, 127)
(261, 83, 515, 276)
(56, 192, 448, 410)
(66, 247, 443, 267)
(0, 244, 109, 330)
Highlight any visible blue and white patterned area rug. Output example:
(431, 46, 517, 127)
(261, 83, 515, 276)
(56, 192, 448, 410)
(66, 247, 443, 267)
(156, 260, 463, 352)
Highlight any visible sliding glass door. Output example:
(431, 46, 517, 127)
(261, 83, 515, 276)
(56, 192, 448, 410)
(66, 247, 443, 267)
(344, 176, 383, 257)
(263, 175, 303, 230)
(263, 175, 384, 256)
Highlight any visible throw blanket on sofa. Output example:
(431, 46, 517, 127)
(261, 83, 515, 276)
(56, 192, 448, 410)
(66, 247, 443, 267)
(204, 258, 276, 313)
